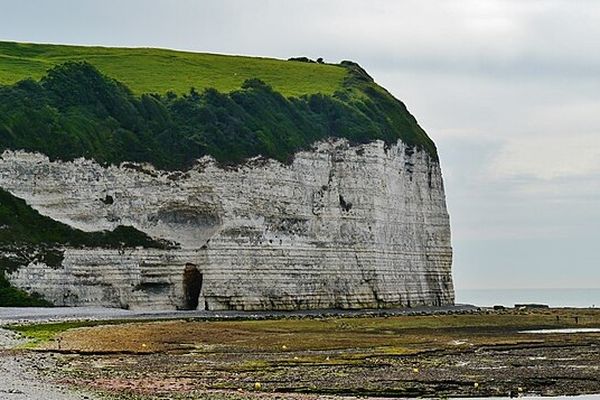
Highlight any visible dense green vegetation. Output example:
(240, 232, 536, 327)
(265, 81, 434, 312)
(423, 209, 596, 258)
(0, 41, 346, 97)
(0, 188, 171, 306)
(0, 274, 51, 307)
(0, 59, 436, 170)
(0, 189, 170, 249)
(9, 320, 130, 346)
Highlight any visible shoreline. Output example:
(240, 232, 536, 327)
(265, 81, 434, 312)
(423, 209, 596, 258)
(0, 304, 480, 326)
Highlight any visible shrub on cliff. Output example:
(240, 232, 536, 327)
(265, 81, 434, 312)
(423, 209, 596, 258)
(0, 274, 51, 306)
(0, 188, 172, 250)
(0, 61, 436, 170)
(0, 187, 174, 306)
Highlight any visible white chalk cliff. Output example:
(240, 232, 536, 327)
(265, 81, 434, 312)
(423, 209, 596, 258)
(0, 138, 454, 310)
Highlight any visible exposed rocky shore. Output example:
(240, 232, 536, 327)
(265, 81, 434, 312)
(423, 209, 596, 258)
(0, 329, 95, 400)
(1, 308, 599, 399)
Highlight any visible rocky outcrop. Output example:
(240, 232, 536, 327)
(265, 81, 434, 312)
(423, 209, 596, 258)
(0, 139, 454, 310)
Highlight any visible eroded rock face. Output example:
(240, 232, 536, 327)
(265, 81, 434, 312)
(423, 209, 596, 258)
(0, 139, 454, 310)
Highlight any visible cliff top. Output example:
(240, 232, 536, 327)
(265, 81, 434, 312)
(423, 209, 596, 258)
(0, 41, 437, 168)
(0, 41, 346, 97)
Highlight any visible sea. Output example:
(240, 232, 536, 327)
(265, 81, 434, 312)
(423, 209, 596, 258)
(456, 288, 600, 308)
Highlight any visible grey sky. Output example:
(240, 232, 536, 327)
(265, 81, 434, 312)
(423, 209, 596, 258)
(2, 0, 599, 290)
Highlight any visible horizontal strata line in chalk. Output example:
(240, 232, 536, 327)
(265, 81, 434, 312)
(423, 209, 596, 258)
(202, 274, 451, 280)
(50, 265, 453, 274)
(206, 291, 453, 299)
(24, 269, 452, 278)
(193, 246, 451, 253)
(60, 248, 452, 257)
(49, 262, 451, 271)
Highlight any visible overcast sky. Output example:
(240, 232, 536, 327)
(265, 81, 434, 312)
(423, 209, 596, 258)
(2, 0, 599, 290)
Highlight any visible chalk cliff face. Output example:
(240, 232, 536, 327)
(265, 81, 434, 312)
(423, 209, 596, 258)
(0, 138, 453, 310)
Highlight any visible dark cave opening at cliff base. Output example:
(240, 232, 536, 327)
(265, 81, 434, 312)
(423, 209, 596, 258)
(183, 264, 202, 310)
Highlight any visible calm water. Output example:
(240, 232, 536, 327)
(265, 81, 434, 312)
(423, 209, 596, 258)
(461, 397, 600, 400)
(456, 288, 600, 308)
(521, 328, 600, 334)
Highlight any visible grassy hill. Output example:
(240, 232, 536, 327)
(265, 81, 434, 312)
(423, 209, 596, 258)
(0, 41, 346, 97)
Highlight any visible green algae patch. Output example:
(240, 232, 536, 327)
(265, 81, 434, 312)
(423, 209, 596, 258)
(8, 319, 136, 348)
(9, 321, 97, 348)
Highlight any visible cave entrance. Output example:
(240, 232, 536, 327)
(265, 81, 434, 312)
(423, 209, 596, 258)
(183, 264, 202, 310)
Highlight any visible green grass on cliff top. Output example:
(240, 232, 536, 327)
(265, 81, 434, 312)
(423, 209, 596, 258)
(0, 41, 347, 97)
